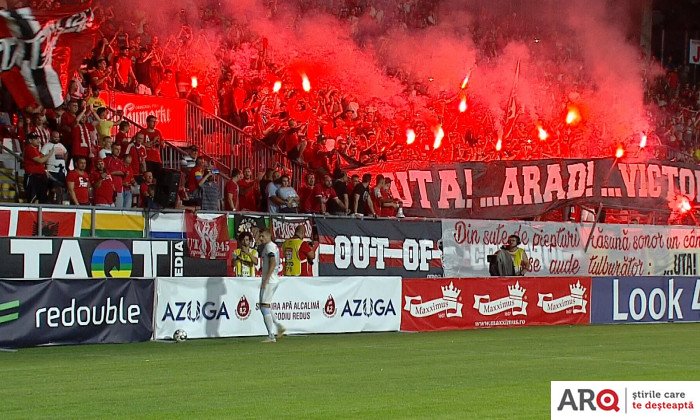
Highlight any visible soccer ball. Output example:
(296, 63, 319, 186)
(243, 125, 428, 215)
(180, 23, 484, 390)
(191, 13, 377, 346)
(173, 329, 188, 342)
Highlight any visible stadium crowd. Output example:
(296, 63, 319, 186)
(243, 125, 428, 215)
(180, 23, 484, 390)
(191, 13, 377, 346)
(1, 0, 699, 217)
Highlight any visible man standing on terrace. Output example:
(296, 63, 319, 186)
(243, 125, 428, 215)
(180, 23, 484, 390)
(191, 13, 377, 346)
(140, 115, 163, 176)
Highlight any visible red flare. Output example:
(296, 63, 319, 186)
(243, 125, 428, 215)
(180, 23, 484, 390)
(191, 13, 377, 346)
(301, 74, 311, 92)
(460, 74, 469, 89)
(458, 97, 467, 113)
(566, 106, 581, 125)
(537, 125, 548, 141)
(639, 133, 647, 148)
(680, 197, 692, 214)
(433, 126, 444, 149)
(273, 81, 282, 93)
(191, 76, 198, 88)
(406, 129, 416, 145)
(615, 146, 624, 159)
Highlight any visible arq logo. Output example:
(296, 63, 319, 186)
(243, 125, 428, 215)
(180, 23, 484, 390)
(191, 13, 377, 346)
(341, 299, 396, 317)
(0, 300, 20, 325)
(161, 301, 230, 322)
(556, 388, 620, 413)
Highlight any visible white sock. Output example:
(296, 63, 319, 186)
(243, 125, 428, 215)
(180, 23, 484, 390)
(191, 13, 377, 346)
(261, 307, 275, 338)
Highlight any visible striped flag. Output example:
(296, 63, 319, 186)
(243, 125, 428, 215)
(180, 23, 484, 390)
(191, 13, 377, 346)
(0, 7, 93, 109)
(81, 212, 145, 238)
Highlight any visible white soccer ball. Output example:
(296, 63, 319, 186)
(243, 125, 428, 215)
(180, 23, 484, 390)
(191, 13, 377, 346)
(173, 329, 188, 342)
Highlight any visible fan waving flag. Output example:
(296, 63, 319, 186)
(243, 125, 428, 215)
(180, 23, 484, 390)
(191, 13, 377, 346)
(0, 7, 93, 109)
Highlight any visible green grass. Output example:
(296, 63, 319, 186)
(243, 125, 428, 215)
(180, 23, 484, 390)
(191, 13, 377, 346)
(2, 323, 699, 419)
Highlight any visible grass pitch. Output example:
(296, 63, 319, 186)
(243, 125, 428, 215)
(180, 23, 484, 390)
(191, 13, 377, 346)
(2, 323, 699, 419)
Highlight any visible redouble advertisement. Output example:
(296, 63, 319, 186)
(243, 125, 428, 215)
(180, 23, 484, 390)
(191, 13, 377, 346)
(154, 276, 402, 339)
(0, 278, 154, 348)
(0, 238, 228, 279)
(401, 277, 592, 332)
(591, 277, 700, 324)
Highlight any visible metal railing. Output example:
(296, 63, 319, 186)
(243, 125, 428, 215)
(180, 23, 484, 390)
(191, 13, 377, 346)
(184, 101, 306, 186)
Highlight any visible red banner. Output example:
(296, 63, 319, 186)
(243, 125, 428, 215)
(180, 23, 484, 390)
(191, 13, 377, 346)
(102, 92, 187, 141)
(400, 277, 591, 331)
(184, 212, 231, 259)
(16, 210, 77, 237)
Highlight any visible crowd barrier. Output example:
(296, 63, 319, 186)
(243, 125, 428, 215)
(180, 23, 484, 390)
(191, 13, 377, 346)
(4, 204, 700, 278)
(2, 276, 699, 348)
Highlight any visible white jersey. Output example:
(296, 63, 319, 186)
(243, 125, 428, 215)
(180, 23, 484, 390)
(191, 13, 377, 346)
(41, 142, 68, 174)
(261, 242, 280, 282)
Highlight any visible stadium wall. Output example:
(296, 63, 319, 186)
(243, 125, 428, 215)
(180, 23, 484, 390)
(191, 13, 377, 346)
(2, 276, 700, 347)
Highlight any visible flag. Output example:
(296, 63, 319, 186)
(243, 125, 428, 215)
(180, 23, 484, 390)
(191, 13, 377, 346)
(16, 209, 79, 237)
(80, 212, 145, 238)
(149, 212, 186, 239)
(0, 7, 93, 109)
(502, 60, 520, 141)
(184, 211, 230, 259)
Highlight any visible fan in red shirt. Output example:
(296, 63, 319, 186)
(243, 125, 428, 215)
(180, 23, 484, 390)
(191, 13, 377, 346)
(305, 136, 331, 175)
(140, 115, 163, 175)
(155, 69, 178, 98)
(308, 174, 346, 214)
(66, 157, 91, 205)
(371, 174, 386, 216)
(238, 167, 258, 211)
(89, 59, 112, 91)
(186, 156, 207, 194)
(23, 133, 52, 203)
(114, 121, 131, 149)
(104, 144, 127, 207)
(297, 172, 316, 213)
(91, 159, 116, 206)
(125, 132, 147, 175)
(380, 178, 403, 217)
(224, 168, 241, 211)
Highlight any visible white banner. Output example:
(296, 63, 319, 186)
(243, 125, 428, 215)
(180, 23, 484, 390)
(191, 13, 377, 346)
(442, 219, 587, 277)
(154, 276, 401, 339)
(442, 219, 700, 278)
(580, 224, 700, 278)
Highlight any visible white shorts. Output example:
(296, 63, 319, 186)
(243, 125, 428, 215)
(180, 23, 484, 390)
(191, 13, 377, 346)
(259, 281, 279, 305)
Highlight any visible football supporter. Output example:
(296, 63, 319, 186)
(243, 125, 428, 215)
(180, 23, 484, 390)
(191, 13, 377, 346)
(140, 115, 164, 176)
(104, 144, 127, 208)
(91, 159, 116, 206)
(225, 168, 241, 211)
(23, 133, 53, 203)
(308, 173, 346, 215)
(66, 157, 91, 206)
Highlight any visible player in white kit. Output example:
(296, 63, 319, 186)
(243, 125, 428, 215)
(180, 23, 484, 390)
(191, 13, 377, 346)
(257, 229, 285, 342)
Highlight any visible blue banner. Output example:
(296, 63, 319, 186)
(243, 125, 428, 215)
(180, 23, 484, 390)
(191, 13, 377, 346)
(591, 277, 700, 324)
(0, 278, 154, 348)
